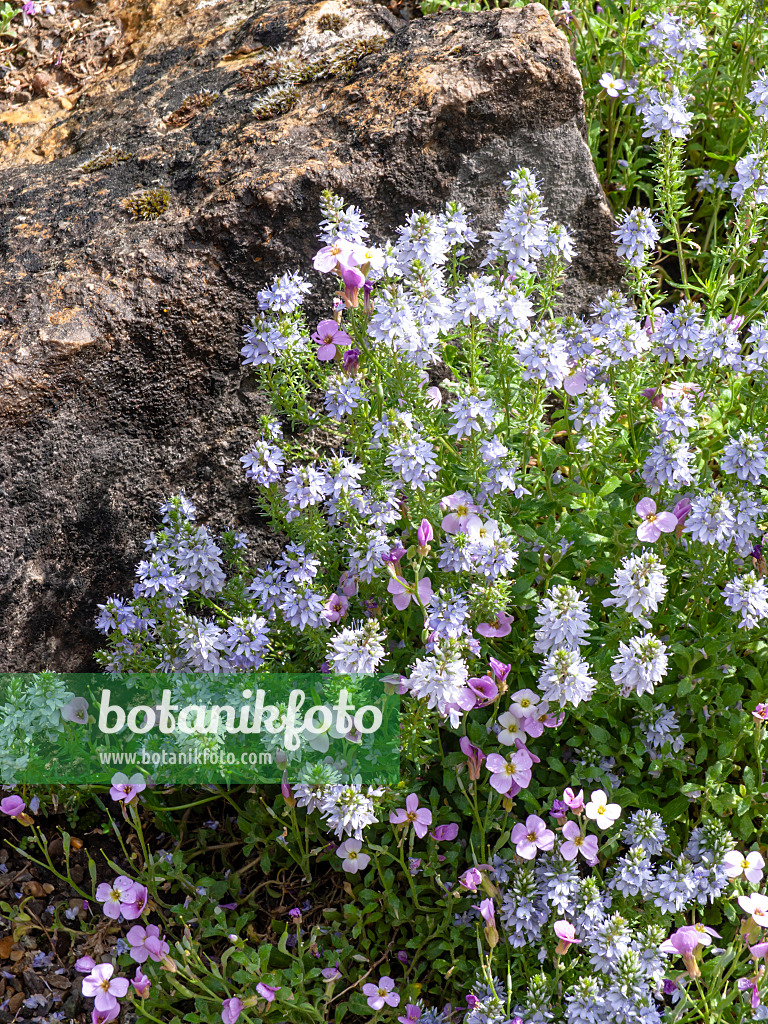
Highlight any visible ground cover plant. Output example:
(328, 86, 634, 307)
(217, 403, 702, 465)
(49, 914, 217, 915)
(3, 1, 768, 1022)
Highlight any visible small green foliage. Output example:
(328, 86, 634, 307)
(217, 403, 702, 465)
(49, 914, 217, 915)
(123, 187, 170, 221)
(251, 83, 300, 121)
(318, 11, 346, 31)
(80, 145, 133, 173)
(238, 49, 301, 90)
(298, 34, 387, 82)
(0, 1, 17, 37)
(166, 89, 219, 127)
(242, 34, 388, 121)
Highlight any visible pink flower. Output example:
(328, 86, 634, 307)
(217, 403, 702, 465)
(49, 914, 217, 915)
(417, 519, 434, 547)
(476, 611, 514, 638)
(339, 571, 358, 597)
(738, 976, 762, 1010)
(255, 982, 279, 1002)
(387, 575, 433, 611)
(474, 898, 499, 947)
(390, 794, 433, 838)
(281, 772, 296, 807)
(636, 497, 677, 542)
(488, 658, 511, 683)
(322, 593, 349, 623)
(431, 823, 459, 841)
(754, 704, 768, 723)
(221, 997, 243, 1023)
(126, 924, 169, 963)
(0, 795, 25, 819)
(564, 371, 588, 395)
(560, 821, 599, 862)
(486, 750, 533, 795)
(562, 787, 584, 812)
(75, 956, 97, 973)
(109, 772, 146, 803)
(398, 1005, 422, 1024)
(459, 736, 485, 780)
(313, 240, 354, 274)
(362, 976, 400, 1010)
(312, 319, 352, 361)
(340, 263, 366, 307)
(723, 850, 765, 885)
(131, 966, 151, 999)
(440, 491, 480, 534)
(739, 892, 768, 926)
(82, 964, 129, 1013)
(459, 867, 482, 891)
(475, 898, 495, 926)
(554, 920, 581, 954)
(92, 1008, 120, 1024)
(672, 496, 692, 526)
(510, 815, 555, 859)
(120, 883, 148, 921)
(466, 675, 498, 706)
(659, 926, 704, 978)
(95, 876, 138, 920)
(584, 790, 621, 829)
(61, 696, 89, 724)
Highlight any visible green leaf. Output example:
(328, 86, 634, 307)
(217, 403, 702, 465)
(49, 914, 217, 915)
(597, 475, 621, 496)
(660, 795, 689, 824)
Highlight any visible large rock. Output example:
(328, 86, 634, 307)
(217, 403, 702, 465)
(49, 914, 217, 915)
(0, 0, 621, 672)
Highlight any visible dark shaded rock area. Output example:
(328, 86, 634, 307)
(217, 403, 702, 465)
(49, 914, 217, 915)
(0, 0, 621, 672)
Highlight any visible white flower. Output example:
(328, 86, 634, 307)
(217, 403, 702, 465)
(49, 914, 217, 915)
(610, 634, 668, 697)
(603, 551, 667, 629)
(537, 648, 597, 709)
(510, 689, 540, 719)
(724, 572, 768, 630)
(403, 654, 470, 728)
(319, 784, 383, 840)
(738, 892, 768, 926)
(599, 72, 626, 98)
(723, 850, 764, 886)
(533, 585, 592, 654)
(585, 790, 622, 830)
(328, 622, 387, 676)
(336, 839, 371, 873)
(497, 711, 525, 745)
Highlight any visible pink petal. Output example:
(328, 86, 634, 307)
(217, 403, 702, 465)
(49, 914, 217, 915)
(637, 520, 660, 542)
(537, 829, 555, 851)
(636, 497, 657, 517)
(655, 512, 678, 533)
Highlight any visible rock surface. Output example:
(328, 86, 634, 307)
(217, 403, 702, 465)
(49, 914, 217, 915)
(0, 0, 621, 672)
